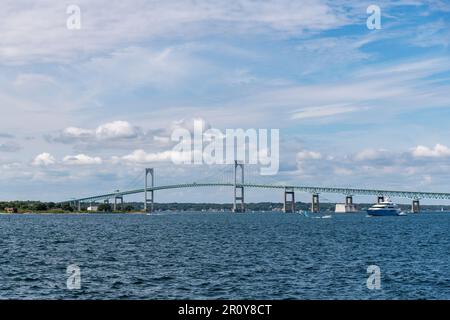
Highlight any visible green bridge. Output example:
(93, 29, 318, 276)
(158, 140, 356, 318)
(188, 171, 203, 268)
(65, 162, 450, 214)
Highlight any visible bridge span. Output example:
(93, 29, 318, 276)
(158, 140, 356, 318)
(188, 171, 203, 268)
(66, 162, 450, 213)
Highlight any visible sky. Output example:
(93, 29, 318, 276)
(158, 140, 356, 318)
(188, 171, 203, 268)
(1, 0, 450, 204)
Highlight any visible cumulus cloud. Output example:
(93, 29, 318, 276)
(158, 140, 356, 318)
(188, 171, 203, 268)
(118, 149, 194, 164)
(412, 144, 450, 158)
(295, 150, 324, 174)
(121, 149, 174, 163)
(63, 154, 103, 165)
(62, 127, 94, 140)
(95, 121, 140, 140)
(48, 120, 141, 143)
(32, 153, 56, 166)
(32, 152, 102, 167)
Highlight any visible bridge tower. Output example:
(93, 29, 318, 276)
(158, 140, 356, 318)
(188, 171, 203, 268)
(377, 195, 385, 204)
(114, 190, 123, 211)
(311, 194, 320, 213)
(412, 199, 420, 213)
(144, 168, 154, 213)
(233, 160, 245, 213)
(283, 187, 295, 213)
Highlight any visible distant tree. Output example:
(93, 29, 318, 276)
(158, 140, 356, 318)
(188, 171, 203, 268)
(97, 203, 112, 212)
(35, 203, 48, 211)
(61, 203, 74, 212)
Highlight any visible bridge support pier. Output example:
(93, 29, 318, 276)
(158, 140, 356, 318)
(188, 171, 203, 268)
(77, 201, 81, 212)
(144, 168, 154, 213)
(311, 194, 320, 213)
(233, 160, 245, 213)
(412, 199, 420, 213)
(377, 196, 385, 204)
(114, 195, 123, 211)
(283, 187, 295, 213)
(346, 196, 353, 205)
(104, 199, 110, 212)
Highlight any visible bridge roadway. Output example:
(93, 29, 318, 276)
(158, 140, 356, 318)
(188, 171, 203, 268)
(69, 182, 450, 203)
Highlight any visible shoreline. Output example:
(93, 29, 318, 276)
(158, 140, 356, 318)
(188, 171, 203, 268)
(1, 210, 449, 215)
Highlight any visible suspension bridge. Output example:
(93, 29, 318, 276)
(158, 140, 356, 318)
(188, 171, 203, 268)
(65, 161, 450, 213)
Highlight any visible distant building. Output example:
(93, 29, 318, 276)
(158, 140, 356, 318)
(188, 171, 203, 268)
(335, 203, 358, 213)
(87, 206, 99, 212)
(4, 207, 18, 213)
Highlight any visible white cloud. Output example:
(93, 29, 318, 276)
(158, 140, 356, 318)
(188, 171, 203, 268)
(63, 154, 102, 165)
(32, 152, 56, 166)
(294, 36, 374, 74)
(2, 2, 450, 201)
(412, 144, 450, 158)
(63, 127, 94, 139)
(223, 57, 450, 126)
(77, 46, 200, 94)
(410, 20, 450, 48)
(291, 104, 361, 120)
(354, 149, 388, 161)
(121, 150, 171, 163)
(13, 73, 57, 87)
(0, 0, 347, 65)
(95, 121, 139, 140)
(119, 149, 194, 164)
(50, 120, 141, 143)
(297, 150, 322, 160)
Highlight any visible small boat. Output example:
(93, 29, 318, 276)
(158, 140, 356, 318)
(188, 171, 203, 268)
(298, 210, 310, 218)
(367, 199, 402, 216)
(312, 214, 332, 219)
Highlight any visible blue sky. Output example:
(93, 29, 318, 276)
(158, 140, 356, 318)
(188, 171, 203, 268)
(1, 0, 450, 204)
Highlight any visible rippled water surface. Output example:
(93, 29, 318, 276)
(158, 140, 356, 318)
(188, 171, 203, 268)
(0, 212, 449, 299)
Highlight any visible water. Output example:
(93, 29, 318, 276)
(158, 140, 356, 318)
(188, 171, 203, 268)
(0, 212, 449, 299)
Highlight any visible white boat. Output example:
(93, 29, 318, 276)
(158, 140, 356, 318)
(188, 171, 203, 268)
(298, 210, 310, 217)
(367, 199, 403, 216)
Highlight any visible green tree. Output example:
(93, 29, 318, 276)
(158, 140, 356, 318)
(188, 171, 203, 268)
(35, 203, 48, 211)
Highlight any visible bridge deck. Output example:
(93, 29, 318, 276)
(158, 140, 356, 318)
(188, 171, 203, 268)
(68, 183, 450, 203)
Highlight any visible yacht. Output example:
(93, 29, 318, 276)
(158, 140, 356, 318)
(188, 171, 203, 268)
(367, 199, 403, 216)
